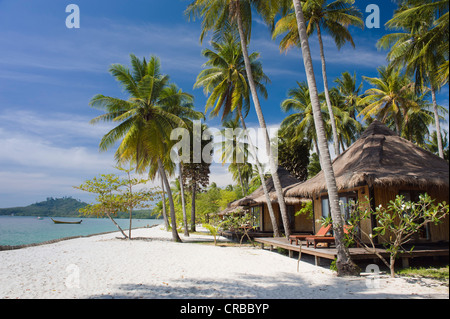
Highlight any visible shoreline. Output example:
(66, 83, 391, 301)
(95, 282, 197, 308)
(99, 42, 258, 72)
(0, 224, 160, 252)
(0, 226, 448, 299)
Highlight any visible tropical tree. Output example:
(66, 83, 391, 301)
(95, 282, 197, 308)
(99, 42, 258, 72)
(163, 84, 204, 237)
(327, 87, 362, 150)
(193, 33, 282, 236)
(219, 117, 252, 196)
(186, 0, 294, 237)
(89, 54, 193, 243)
(280, 81, 324, 156)
(181, 122, 212, 232)
(334, 71, 363, 120)
(290, 0, 359, 276)
(377, 0, 449, 158)
(358, 66, 419, 135)
(273, 0, 363, 156)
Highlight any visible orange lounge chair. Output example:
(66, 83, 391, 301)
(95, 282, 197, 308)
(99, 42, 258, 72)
(288, 225, 332, 245)
(305, 225, 351, 249)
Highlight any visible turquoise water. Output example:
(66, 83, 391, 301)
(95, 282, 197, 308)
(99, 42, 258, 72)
(0, 216, 162, 246)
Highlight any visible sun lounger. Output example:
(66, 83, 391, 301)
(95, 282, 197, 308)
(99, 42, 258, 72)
(288, 225, 332, 245)
(305, 225, 351, 248)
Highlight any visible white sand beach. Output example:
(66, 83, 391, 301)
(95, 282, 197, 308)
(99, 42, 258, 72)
(0, 226, 448, 299)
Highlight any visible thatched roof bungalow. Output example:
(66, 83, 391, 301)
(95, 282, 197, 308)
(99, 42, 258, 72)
(286, 121, 449, 244)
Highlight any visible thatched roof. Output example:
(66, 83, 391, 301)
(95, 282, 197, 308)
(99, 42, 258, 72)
(231, 166, 306, 207)
(286, 121, 449, 198)
(217, 205, 247, 217)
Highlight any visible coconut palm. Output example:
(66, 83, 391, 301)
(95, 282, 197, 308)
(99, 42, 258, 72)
(377, 0, 449, 158)
(273, 0, 363, 156)
(194, 34, 282, 236)
(219, 118, 252, 195)
(162, 83, 204, 237)
(334, 71, 363, 120)
(186, 0, 294, 237)
(280, 81, 323, 155)
(327, 87, 362, 150)
(290, 0, 359, 276)
(281, 82, 360, 154)
(359, 66, 419, 135)
(89, 54, 193, 243)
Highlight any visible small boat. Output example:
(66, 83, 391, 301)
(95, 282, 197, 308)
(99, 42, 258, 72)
(37, 217, 44, 220)
(51, 218, 82, 224)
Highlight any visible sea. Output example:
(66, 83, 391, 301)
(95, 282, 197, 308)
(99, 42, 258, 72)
(0, 216, 163, 246)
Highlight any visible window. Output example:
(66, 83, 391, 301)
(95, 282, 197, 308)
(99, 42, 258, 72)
(251, 206, 261, 229)
(321, 194, 357, 221)
(287, 205, 296, 230)
(339, 195, 357, 221)
(321, 198, 330, 219)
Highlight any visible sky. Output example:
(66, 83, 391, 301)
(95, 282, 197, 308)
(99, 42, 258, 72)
(0, 0, 448, 208)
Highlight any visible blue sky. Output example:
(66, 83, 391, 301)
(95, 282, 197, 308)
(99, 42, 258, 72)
(0, 0, 448, 208)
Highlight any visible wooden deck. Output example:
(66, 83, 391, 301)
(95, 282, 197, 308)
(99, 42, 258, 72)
(254, 237, 449, 267)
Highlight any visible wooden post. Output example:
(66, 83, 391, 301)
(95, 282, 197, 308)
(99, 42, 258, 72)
(315, 256, 321, 266)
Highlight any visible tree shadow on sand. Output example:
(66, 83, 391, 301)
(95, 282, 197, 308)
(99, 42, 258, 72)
(87, 269, 439, 299)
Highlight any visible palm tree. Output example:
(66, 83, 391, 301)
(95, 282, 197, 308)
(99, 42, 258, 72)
(377, 0, 449, 158)
(89, 54, 191, 243)
(273, 0, 363, 156)
(219, 118, 252, 195)
(186, 0, 294, 237)
(290, 0, 359, 276)
(334, 71, 363, 120)
(359, 66, 419, 135)
(194, 34, 282, 236)
(162, 83, 204, 237)
(281, 81, 323, 156)
(327, 87, 362, 150)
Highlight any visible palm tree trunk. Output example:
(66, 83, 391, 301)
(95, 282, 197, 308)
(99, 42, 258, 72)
(179, 163, 189, 237)
(238, 108, 280, 237)
(317, 22, 340, 157)
(160, 171, 170, 231)
(430, 82, 444, 159)
(237, 164, 246, 196)
(236, 7, 291, 238)
(158, 158, 182, 242)
(127, 170, 133, 240)
(292, 0, 358, 276)
(190, 183, 196, 232)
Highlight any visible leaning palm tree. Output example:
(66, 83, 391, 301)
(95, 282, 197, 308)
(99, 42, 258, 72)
(194, 34, 281, 236)
(290, 0, 359, 276)
(89, 54, 191, 243)
(186, 0, 294, 237)
(273, 0, 363, 156)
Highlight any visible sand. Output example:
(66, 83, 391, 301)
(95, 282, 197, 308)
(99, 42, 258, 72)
(0, 226, 448, 299)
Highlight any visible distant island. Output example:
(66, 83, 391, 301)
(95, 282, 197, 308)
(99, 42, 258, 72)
(0, 197, 160, 219)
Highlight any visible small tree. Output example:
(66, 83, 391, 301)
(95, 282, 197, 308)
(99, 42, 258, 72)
(349, 194, 449, 277)
(220, 211, 257, 247)
(75, 170, 155, 240)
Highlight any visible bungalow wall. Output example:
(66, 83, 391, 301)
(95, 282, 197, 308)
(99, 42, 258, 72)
(257, 203, 313, 233)
(373, 185, 449, 244)
(312, 185, 449, 245)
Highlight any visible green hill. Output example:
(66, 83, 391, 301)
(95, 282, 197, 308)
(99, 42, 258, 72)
(0, 197, 159, 219)
(0, 197, 88, 217)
